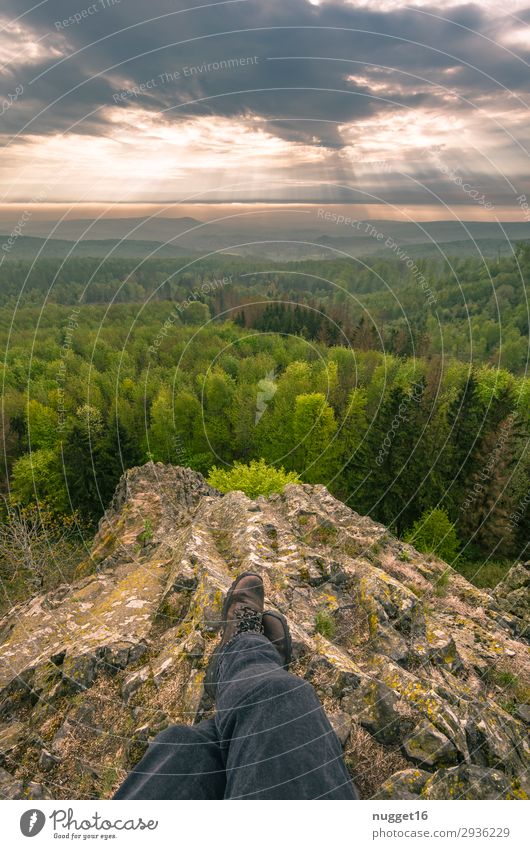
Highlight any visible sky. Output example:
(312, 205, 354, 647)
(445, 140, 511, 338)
(1, 0, 530, 219)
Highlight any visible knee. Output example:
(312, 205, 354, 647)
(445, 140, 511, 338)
(151, 723, 197, 748)
(260, 670, 318, 704)
(152, 718, 218, 748)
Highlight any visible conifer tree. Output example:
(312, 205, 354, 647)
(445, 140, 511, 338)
(459, 414, 521, 555)
(438, 373, 485, 519)
(292, 393, 338, 484)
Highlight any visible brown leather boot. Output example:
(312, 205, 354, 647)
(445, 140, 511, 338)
(262, 611, 292, 668)
(204, 572, 264, 699)
(219, 571, 265, 647)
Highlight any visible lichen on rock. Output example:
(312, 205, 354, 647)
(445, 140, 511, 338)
(0, 462, 528, 800)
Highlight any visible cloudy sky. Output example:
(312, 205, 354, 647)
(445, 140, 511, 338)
(1, 0, 530, 217)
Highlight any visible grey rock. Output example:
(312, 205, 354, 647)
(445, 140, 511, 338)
(374, 768, 432, 800)
(122, 666, 150, 703)
(97, 642, 148, 674)
(302, 556, 331, 586)
(57, 654, 97, 697)
(515, 704, 530, 724)
(497, 588, 529, 620)
(465, 704, 527, 774)
(25, 782, 54, 800)
(402, 720, 458, 768)
(51, 720, 74, 755)
(493, 563, 530, 620)
(0, 766, 53, 800)
(373, 623, 409, 664)
(76, 759, 103, 780)
(31, 661, 62, 700)
(421, 765, 514, 800)
(182, 631, 205, 659)
(0, 767, 24, 799)
(427, 634, 463, 673)
(495, 563, 530, 595)
(0, 720, 25, 766)
(328, 711, 352, 747)
(39, 748, 60, 771)
(343, 681, 401, 745)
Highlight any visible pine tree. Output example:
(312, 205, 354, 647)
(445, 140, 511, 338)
(96, 413, 143, 508)
(61, 407, 104, 522)
(459, 414, 521, 555)
(339, 388, 370, 506)
(437, 373, 485, 519)
(360, 382, 426, 533)
(292, 393, 338, 484)
(148, 387, 174, 462)
(255, 361, 311, 466)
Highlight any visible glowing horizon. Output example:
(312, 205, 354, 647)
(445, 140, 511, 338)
(1, 1, 529, 219)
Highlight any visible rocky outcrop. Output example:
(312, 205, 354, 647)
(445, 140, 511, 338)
(493, 562, 530, 628)
(0, 463, 528, 800)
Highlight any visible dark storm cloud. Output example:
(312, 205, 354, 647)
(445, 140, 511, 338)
(1, 0, 529, 145)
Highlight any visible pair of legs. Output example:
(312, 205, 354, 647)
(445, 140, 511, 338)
(114, 632, 358, 799)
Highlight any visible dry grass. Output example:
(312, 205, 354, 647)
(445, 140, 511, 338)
(17, 675, 133, 799)
(333, 598, 371, 650)
(344, 723, 410, 799)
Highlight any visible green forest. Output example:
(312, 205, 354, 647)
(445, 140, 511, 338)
(0, 248, 528, 609)
(1, 243, 529, 371)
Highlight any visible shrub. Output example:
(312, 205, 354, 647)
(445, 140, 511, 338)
(11, 449, 69, 514)
(137, 518, 153, 545)
(404, 508, 460, 564)
(0, 501, 86, 613)
(207, 459, 300, 499)
(455, 558, 512, 589)
(314, 608, 336, 639)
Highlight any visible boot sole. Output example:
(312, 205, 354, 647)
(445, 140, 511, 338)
(262, 610, 292, 668)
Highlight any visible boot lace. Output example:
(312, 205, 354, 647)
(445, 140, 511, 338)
(234, 605, 263, 635)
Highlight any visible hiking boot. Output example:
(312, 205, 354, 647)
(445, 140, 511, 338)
(204, 572, 264, 699)
(262, 610, 292, 668)
(219, 571, 265, 646)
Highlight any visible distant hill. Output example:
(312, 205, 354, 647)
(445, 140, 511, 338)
(0, 236, 191, 260)
(2, 233, 529, 262)
(322, 236, 530, 261)
(2, 215, 529, 261)
(21, 216, 202, 242)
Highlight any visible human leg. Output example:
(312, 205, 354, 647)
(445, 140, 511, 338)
(113, 717, 225, 800)
(214, 633, 359, 800)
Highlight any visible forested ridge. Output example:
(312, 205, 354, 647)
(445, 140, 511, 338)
(1, 245, 528, 371)
(0, 249, 528, 609)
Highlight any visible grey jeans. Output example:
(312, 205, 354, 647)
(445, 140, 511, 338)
(114, 633, 359, 799)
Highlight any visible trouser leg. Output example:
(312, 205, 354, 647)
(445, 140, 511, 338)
(214, 633, 359, 799)
(113, 717, 226, 799)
